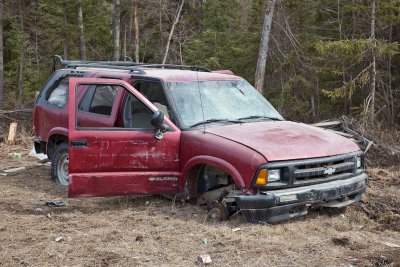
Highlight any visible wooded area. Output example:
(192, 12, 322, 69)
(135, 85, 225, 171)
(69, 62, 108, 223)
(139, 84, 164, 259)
(0, 0, 399, 127)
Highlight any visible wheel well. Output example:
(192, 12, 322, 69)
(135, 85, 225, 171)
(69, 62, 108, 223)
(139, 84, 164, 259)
(47, 134, 68, 160)
(185, 164, 233, 198)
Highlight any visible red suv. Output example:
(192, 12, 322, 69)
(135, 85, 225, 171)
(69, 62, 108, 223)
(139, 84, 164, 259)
(32, 56, 368, 223)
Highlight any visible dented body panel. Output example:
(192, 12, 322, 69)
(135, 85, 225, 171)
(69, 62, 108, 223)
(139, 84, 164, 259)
(68, 78, 181, 197)
(205, 121, 360, 161)
(179, 130, 266, 192)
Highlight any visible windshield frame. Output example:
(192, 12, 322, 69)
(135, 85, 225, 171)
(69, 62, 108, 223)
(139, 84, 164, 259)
(164, 79, 284, 131)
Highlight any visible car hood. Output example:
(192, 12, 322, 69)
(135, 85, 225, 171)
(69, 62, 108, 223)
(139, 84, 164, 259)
(205, 121, 360, 161)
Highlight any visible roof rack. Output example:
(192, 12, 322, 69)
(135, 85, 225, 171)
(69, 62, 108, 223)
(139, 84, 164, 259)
(53, 55, 146, 74)
(139, 64, 211, 72)
(53, 55, 211, 74)
(53, 55, 145, 67)
(65, 63, 147, 74)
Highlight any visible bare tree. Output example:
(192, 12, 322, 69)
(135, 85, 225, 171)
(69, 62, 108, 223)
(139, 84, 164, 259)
(112, 0, 121, 60)
(162, 0, 184, 65)
(63, 6, 68, 59)
(254, 0, 276, 93)
(18, 5, 24, 108)
(0, 0, 4, 106)
(369, 0, 376, 119)
(77, 0, 86, 60)
(133, 2, 140, 63)
(122, 18, 127, 59)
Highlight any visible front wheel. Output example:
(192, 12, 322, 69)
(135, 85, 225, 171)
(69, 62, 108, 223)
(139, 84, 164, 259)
(51, 143, 70, 185)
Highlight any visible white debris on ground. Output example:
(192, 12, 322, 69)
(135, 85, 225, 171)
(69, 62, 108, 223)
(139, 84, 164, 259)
(54, 236, 65, 242)
(197, 254, 212, 264)
(29, 147, 48, 161)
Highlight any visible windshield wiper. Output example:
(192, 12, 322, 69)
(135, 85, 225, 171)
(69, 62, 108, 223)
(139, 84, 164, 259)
(237, 115, 283, 121)
(189, 119, 241, 128)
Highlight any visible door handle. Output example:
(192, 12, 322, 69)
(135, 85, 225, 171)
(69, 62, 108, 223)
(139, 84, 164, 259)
(71, 139, 87, 148)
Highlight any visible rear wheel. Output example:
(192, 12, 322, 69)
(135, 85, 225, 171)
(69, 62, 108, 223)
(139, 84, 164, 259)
(51, 143, 70, 185)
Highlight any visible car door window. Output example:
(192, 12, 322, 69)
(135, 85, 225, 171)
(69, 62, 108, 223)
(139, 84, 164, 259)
(79, 85, 119, 116)
(76, 84, 122, 128)
(75, 83, 155, 129)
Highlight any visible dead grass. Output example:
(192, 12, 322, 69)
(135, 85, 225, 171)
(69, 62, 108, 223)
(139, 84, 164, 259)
(1, 144, 400, 266)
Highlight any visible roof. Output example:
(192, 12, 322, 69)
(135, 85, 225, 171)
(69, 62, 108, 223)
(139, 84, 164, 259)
(68, 67, 243, 83)
(135, 68, 243, 82)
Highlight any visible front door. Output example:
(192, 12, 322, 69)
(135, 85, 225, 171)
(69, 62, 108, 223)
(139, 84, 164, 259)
(68, 78, 181, 197)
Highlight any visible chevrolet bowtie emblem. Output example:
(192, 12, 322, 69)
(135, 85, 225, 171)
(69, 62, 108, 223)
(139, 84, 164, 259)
(324, 167, 336, 175)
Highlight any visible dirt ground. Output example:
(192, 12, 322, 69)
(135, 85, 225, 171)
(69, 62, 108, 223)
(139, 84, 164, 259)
(1, 143, 400, 267)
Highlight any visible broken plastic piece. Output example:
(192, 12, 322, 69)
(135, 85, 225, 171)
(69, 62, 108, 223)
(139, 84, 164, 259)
(197, 254, 212, 264)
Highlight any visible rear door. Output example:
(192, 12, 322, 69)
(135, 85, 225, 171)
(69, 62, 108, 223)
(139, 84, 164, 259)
(68, 78, 181, 197)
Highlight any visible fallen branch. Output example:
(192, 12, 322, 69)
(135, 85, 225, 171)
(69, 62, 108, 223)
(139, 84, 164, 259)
(0, 109, 32, 114)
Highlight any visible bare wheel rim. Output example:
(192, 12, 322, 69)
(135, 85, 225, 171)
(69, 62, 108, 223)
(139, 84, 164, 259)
(57, 154, 70, 185)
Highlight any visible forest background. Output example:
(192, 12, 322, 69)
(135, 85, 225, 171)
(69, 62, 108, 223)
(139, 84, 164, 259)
(0, 0, 399, 127)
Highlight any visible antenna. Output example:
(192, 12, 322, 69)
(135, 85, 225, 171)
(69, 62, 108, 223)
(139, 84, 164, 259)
(196, 71, 206, 134)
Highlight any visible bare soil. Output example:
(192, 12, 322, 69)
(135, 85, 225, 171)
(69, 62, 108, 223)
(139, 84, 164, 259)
(1, 144, 400, 267)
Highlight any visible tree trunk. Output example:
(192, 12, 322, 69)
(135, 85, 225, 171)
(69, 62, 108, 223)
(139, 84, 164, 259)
(162, 0, 184, 65)
(370, 0, 376, 119)
(63, 7, 68, 60)
(77, 0, 86, 60)
(337, 0, 342, 40)
(159, 0, 163, 58)
(128, 1, 133, 55)
(134, 3, 140, 63)
(254, 0, 276, 93)
(123, 19, 127, 59)
(0, 0, 4, 106)
(347, 0, 356, 113)
(18, 8, 24, 109)
(35, 19, 39, 67)
(112, 0, 121, 61)
(337, 0, 348, 113)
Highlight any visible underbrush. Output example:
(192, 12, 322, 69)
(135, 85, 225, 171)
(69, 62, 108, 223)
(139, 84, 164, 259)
(341, 116, 400, 167)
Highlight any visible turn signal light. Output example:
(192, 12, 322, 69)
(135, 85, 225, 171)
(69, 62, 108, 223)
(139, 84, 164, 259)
(255, 169, 267, 185)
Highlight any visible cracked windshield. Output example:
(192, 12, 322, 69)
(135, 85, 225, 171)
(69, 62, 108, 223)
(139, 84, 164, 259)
(168, 80, 284, 128)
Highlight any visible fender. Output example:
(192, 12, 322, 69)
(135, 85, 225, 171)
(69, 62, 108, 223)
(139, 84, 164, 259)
(45, 127, 69, 158)
(47, 127, 69, 141)
(181, 155, 245, 191)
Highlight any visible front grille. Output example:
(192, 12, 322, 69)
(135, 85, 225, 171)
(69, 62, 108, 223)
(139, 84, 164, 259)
(294, 161, 354, 180)
(259, 152, 363, 189)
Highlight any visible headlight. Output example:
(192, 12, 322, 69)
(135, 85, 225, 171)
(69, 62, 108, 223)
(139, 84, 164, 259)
(267, 169, 281, 182)
(356, 156, 362, 168)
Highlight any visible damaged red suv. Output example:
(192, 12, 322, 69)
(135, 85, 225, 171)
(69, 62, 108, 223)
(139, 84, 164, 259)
(32, 56, 368, 223)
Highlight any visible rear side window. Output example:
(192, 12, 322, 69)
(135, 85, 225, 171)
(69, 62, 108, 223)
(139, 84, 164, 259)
(47, 79, 68, 108)
(46, 77, 70, 108)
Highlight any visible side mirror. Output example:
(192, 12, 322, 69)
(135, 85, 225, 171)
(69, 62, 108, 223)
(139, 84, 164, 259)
(151, 111, 169, 139)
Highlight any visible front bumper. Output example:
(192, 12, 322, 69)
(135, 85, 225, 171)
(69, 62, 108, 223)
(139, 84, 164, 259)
(235, 173, 368, 223)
